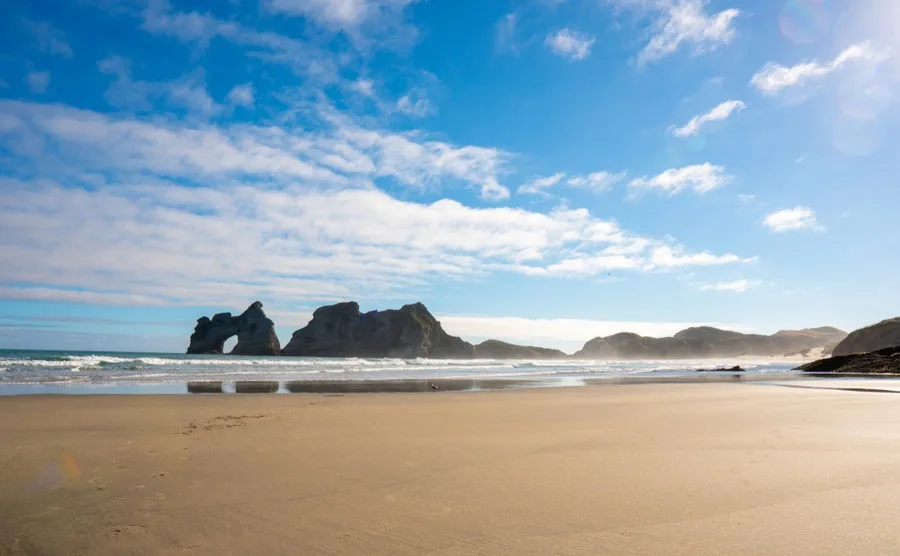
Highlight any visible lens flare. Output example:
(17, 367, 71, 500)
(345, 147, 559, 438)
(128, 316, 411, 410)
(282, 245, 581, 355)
(780, 0, 832, 44)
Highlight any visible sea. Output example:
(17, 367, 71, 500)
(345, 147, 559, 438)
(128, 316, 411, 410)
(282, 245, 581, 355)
(0, 349, 802, 395)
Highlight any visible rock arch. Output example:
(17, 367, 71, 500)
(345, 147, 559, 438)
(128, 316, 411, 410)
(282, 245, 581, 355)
(186, 301, 281, 356)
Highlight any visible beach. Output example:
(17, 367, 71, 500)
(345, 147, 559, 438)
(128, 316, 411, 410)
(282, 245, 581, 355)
(2, 382, 900, 555)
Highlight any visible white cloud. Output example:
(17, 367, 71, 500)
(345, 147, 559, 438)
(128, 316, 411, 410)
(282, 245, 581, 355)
(353, 78, 376, 97)
(24, 19, 74, 58)
(637, 0, 740, 65)
(751, 42, 889, 96)
(567, 171, 627, 193)
(227, 83, 255, 107)
(737, 193, 755, 204)
(98, 56, 219, 115)
(518, 172, 567, 196)
(629, 163, 730, 195)
(762, 207, 821, 232)
(26, 71, 51, 94)
(699, 279, 759, 293)
(545, 28, 595, 61)
(671, 99, 745, 137)
(263, 0, 413, 28)
(0, 100, 753, 307)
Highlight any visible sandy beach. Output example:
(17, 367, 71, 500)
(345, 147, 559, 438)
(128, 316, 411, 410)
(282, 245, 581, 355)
(2, 382, 900, 555)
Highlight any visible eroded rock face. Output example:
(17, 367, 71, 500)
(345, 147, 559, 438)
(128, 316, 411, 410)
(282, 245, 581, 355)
(832, 318, 900, 356)
(187, 301, 281, 356)
(799, 345, 900, 375)
(281, 301, 474, 358)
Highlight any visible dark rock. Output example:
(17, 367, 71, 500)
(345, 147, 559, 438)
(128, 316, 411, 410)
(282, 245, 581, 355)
(187, 301, 281, 356)
(574, 326, 846, 360)
(799, 345, 900, 375)
(474, 339, 568, 359)
(696, 365, 745, 373)
(832, 317, 900, 356)
(281, 301, 475, 358)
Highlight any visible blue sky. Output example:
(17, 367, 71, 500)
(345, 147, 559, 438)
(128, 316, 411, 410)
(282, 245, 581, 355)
(1, 0, 898, 353)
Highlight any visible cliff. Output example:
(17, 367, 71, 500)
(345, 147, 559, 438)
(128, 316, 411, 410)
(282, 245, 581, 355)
(187, 301, 281, 356)
(832, 318, 900, 356)
(574, 326, 846, 359)
(474, 340, 567, 359)
(281, 301, 475, 358)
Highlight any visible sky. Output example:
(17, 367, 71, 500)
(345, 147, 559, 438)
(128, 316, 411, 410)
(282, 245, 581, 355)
(0, 0, 899, 353)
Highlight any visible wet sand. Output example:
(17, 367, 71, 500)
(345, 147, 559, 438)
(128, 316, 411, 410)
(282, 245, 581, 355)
(2, 382, 900, 555)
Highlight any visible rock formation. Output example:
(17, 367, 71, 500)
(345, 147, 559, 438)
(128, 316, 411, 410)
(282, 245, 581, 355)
(574, 326, 846, 359)
(281, 301, 475, 358)
(474, 340, 567, 359)
(832, 317, 900, 356)
(187, 301, 281, 356)
(799, 345, 900, 375)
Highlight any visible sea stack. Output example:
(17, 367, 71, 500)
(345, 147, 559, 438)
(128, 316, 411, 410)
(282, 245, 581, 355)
(187, 301, 281, 356)
(281, 301, 475, 358)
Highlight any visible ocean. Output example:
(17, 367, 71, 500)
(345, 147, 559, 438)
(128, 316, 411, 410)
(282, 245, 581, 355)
(0, 349, 801, 394)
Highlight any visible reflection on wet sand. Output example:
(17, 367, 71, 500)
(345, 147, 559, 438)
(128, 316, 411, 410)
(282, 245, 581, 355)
(283, 378, 535, 394)
(187, 382, 224, 394)
(181, 373, 804, 395)
(236, 381, 280, 394)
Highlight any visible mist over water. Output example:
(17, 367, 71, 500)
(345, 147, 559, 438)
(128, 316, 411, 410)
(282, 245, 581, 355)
(0, 350, 798, 389)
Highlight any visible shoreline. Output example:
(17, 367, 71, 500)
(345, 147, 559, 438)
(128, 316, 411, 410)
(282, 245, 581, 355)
(3, 371, 895, 396)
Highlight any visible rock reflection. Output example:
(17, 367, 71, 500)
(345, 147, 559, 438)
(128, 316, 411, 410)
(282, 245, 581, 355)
(187, 381, 224, 394)
(235, 381, 279, 394)
(283, 379, 536, 394)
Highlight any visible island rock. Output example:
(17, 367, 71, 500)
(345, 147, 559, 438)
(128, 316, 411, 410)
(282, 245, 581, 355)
(187, 301, 281, 356)
(281, 301, 475, 358)
(474, 340, 567, 359)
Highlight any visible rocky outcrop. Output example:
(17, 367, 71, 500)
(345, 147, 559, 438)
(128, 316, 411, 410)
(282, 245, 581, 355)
(832, 318, 900, 356)
(474, 340, 567, 359)
(799, 345, 900, 375)
(187, 301, 281, 356)
(281, 302, 475, 358)
(574, 326, 846, 359)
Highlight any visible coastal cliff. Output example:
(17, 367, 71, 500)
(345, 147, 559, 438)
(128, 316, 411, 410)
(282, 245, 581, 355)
(575, 326, 846, 359)
(281, 301, 475, 358)
(832, 317, 900, 356)
(187, 301, 281, 356)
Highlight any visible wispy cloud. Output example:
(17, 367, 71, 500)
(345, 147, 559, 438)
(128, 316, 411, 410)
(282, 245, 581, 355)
(671, 99, 745, 137)
(26, 71, 51, 94)
(629, 163, 730, 195)
(698, 279, 759, 293)
(518, 172, 567, 196)
(98, 56, 219, 115)
(545, 28, 595, 61)
(495, 12, 520, 54)
(751, 42, 890, 96)
(636, 0, 740, 65)
(567, 171, 627, 193)
(762, 207, 822, 232)
(396, 91, 434, 117)
(24, 19, 74, 58)
(226, 83, 255, 107)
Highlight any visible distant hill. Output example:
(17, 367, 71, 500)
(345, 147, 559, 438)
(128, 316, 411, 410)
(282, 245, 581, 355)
(574, 326, 847, 359)
(474, 340, 567, 359)
(832, 318, 900, 356)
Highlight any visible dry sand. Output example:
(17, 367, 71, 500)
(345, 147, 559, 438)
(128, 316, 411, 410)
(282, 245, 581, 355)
(2, 382, 900, 555)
